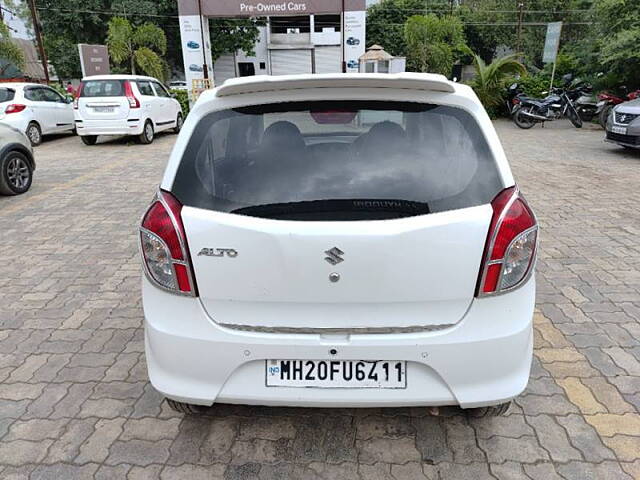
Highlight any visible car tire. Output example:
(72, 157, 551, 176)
(81, 135, 98, 146)
(598, 105, 612, 129)
(173, 113, 183, 134)
(26, 122, 42, 146)
(466, 401, 512, 418)
(0, 150, 33, 195)
(166, 398, 207, 415)
(139, 120, 154, 144)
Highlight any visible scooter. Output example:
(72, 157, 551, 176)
(596, 88, 640, 128)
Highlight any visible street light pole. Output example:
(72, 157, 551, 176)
(516, 2, 524, 59)
(341, 0, 346, 73)
(27, 0, 49, 83)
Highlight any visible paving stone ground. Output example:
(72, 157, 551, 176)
(1, 121, 639, 479)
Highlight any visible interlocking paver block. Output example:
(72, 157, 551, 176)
(0, 124, 638, 477)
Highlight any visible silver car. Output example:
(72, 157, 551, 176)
(0, 123, 35, 195)
(606, 98, 640, 149)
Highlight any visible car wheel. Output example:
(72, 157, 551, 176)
(0, 150, 33, 195)
(173, 113, 183, 134)
(466, 401, 512, 418)
(26, 122, 42, 146)
(598, 105, 611, 129)
(166, 398, 207, 415)
(81, 135, 98, 146)
(139, 120, 154, 144)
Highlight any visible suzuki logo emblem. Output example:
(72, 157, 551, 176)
(324, 247, 344, 265)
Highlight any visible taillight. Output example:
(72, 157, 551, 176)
(512, 98, 520, 105)
(140, 191, 197, 296)
(476, 187, 537, 296)
(73, 83, 84, 109)
(5, 104, 26, 114)
(124, 81, 140, 109)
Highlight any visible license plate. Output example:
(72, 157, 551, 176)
(266, 360, 406, 388)
(93, 106, 114, 113)
(612, 126, 627, 134)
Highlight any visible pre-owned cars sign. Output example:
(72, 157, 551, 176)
(178, 0, 365, 16)
(78, 44, 110, 77)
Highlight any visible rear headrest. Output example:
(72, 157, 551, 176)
(261, 121, 305, 151)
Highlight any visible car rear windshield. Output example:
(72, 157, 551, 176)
(172, 101, 503, 221)
(80, 80, 124, 97)
(0, 88, 15, 102)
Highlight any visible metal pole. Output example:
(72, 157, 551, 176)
(27, 0, 49, 83)
(197, 0, 209, 79)
(549, 60, 557, 92)
(516, 2, 524, 59)
(341, 0, 346, 73)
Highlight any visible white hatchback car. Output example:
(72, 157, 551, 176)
(0, 83, 75, 146)
(74, 75, 183, 145)
(140, 73, 537, 416)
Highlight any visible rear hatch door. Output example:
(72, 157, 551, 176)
(184, 206, 492, 329)
(172, 99, 504, 330)
(78, 79, 130, 120)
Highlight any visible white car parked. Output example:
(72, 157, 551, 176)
(140, 73, 537, 416)
(0, 83, 75, 146)
(74, 75, 183, 145)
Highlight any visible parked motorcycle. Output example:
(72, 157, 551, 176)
(513, 75, 591, 129)
(570, 82, 598, 122)
(596, 87, 640, 128)
(505, 83, 528, 116)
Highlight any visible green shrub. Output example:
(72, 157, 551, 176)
(516, 74, 549, 98)
(170, 89, 189, 117)
(49, 83, 74, 101)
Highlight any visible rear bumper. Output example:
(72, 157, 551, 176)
(143, 276, 535, 409)
(75, 118, 143, 136)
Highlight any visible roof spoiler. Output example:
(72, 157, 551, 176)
(215, 73, 456, 97)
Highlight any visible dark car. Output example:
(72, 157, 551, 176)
(0, 123, 35, 195)
(346, 37, 360, 46)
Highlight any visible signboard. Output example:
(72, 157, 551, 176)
(344, 10, 365, 72)
(542, 22, 562, 64)
(178, 0, 365, 17)
(178, 15, 214, 101)
(78, 44, 110, 77)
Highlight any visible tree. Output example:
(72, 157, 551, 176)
(471, 53, 526, 112)
(593, 0, 640, 88)
(37, 0, 262, 79)
(107, 17, 166, 79)
(366, 0, 431, 57)
(209, 18, 264, 62)
(458, 0, 513, 62)
(0, 21, 25, 76)
(404, 14, 468, 75)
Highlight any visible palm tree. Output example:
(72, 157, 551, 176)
(472, 53, 526, 110)
(0, 22, 25, 76)
(107, 17, 167, 80)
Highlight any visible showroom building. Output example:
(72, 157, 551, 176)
(177, 0, 366, 91)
